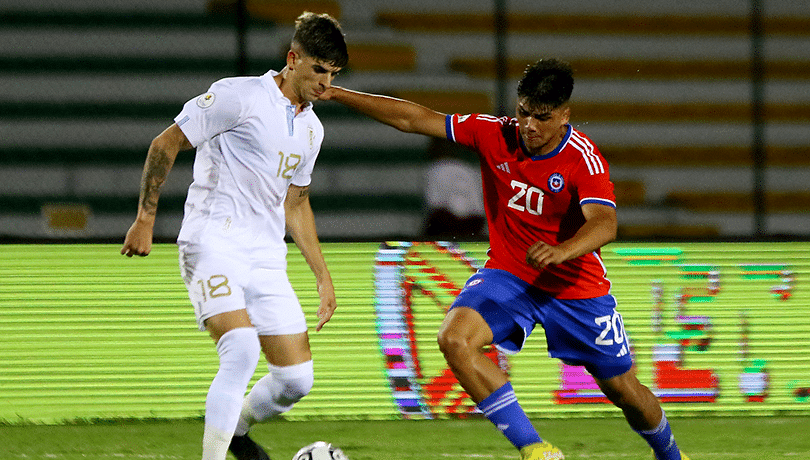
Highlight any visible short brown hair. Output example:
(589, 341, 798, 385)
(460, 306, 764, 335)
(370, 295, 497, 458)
(517, 58, 574, 110)
(292, 12, 349, 68)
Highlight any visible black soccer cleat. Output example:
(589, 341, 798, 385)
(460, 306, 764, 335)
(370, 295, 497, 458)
(228, 433, 271, 460)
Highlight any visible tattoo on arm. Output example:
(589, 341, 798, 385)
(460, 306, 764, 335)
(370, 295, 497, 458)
(298, 187, 310, 198)
(139, 148, 172, 215)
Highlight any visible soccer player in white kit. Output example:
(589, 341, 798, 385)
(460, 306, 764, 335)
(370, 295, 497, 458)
(121, 12, 348, 460)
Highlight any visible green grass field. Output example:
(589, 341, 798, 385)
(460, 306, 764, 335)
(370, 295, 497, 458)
(2, 416, 808, 459)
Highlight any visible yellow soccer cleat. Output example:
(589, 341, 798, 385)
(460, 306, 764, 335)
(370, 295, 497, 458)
(651, 451, 690, 460)
(520, 441, 564, 460)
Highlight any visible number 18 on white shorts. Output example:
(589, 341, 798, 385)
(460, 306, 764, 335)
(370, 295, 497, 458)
(178, 244, 308, 336)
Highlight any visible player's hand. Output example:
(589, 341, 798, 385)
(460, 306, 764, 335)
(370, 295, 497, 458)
(315, 278, 337, 332)
(121, 219, 154, 257)
(317, 86, 340, 101)
(525, 240, 568, 269)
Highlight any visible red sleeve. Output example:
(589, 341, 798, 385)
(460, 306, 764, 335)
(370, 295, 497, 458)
(446, 113, 508, 153)
(568, 130, 616, 208)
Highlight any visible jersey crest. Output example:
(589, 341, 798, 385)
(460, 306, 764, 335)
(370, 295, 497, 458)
(548, 172, 565, 193)
(196, 92, 215, 109)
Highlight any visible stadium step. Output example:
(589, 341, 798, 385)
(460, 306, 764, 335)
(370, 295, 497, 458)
(0, 193, 424, 216)
(449, 56, 810, 81)
(0, 146, 427, 166)
(604, 146, 810, 167)
(376, 11, 810, 37)
(207, 0, 342, 23)
(0, 100, 359, 122)
(613, 180, 647, 207)
(2, 0, 809, 240)
(345, 43, 417, 72)
(572, 101, 810, 123)
(0, 9, 241, 28)
(390, 90, 493, 115)
(617, 224, 720, 240)
(664, 191, 810, 213)
(0, 56, 285, 75)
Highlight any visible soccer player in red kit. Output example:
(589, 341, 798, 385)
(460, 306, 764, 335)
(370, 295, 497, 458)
(321, 59, 689, 460)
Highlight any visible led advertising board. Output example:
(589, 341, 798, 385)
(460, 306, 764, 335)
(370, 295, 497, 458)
(0, 242, 807, 423)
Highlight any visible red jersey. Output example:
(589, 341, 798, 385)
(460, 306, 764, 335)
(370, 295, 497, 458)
(446, 113, 615, 299)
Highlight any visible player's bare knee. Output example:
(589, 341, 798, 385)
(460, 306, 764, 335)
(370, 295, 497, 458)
(436, 329, 457, 356)
(437, 330, 475, 363)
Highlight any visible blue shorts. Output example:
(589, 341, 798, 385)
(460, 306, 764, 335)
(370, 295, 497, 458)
(451, 268, 632, 380)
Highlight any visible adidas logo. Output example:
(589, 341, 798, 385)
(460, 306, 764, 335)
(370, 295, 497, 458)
(497, 423, 510, 431)
(616, 344, 628, 357)
(496, 162, 511, 173)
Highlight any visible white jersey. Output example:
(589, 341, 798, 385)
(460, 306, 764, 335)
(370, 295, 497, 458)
(174, 70, 323, 268)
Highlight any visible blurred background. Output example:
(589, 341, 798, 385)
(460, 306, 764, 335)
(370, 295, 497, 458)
(1, 0, 808, 243)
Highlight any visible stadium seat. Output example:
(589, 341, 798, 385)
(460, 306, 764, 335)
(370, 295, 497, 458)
(2, 1, 809, 240)
(665, 191, 810, 213)
(390, 90, 492, 115)
(346, 43, 417, 72)
(617, 224, 720, 240)
(448, 57, 810, 80)
(604, 146, 810, 167)
(207, 0, 342, 22)
(572, 102, 810, 123)
(376, 11, 810, 37)
(613, 180, 647, 207)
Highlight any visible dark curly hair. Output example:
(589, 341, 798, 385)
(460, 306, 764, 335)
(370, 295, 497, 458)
(517, 59, 574, 110)
(292, 12, 349, 68)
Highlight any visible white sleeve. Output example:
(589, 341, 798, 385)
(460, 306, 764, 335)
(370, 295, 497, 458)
(290, 120, 324, 187)
(173, 79, 243, 147)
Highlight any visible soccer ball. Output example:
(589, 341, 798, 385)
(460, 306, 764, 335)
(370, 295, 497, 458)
(292, 441, 348, 460)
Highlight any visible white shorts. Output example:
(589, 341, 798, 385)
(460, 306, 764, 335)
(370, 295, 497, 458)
(178, 244, 307, 336)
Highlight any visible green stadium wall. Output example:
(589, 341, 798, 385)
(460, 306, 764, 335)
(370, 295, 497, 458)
(1, 242, 808, 424)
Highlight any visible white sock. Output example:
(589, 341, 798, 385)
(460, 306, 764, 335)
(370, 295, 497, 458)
(234, 360, 314, 436)
(202, 328, 261, 460)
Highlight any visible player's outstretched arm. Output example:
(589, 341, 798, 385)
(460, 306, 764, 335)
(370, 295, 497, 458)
(121, 123, 192, 257)
(285, 184, 337, 331)
(320, 86, 447, 138)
